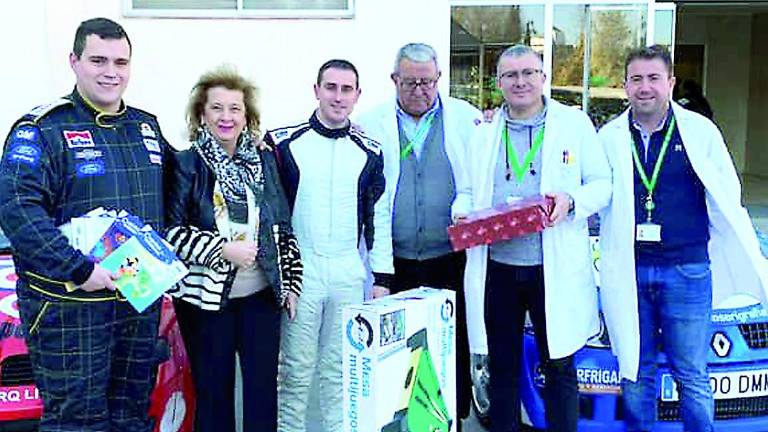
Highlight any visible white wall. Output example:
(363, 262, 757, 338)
(0, 0, 451, 149)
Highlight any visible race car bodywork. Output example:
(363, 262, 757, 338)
(0, 252, 195, 431)
(472, 233, 768, 431)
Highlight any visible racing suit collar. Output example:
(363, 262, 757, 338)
(309, 111, 350, 139)
(68, 88, 127, 128)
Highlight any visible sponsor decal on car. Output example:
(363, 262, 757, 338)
(577, 367, 622, 394)
(0, 386, 39, 403)
(712, 303, 768, 324)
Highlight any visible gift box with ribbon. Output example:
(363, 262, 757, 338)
(447, 195, 554, 251)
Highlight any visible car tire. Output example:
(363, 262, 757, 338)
(470, 354, 491, 427)
(471, 382, 491, 427)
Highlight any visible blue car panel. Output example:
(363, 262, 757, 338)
(471, 230, 768, 431)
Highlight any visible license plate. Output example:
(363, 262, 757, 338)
(660, 369, 768, 401)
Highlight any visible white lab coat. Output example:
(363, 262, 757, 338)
(454, 98, 612, 357)
(356, 96, 483, 219)
(597, 102, 768, 381)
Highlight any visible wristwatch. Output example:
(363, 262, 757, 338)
(568, 195, 575, 215)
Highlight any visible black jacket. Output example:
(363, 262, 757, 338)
(165, 146, 302, 310)
(0, 89, 169, 301)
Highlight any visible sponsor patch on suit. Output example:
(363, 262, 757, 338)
(13, 126, 38, 143)
(63, 130, 95, 148)
(5, 143, 42, 166)
(73, 149, 104, 160)
(149, 153, 162, 165)
(143, 138, 161, 153)
(75, 160, 106, 177)
(140, 123, 157, 138)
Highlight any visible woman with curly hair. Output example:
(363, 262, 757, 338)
(165, 65, 302, 431)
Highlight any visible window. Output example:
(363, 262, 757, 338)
(551, 4, 647, 127)
(450, 4, 546, 110)
(125, 0, 354, 18)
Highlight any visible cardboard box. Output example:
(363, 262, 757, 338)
(343, 288, 456, 432)
(447, 195, 554, 251)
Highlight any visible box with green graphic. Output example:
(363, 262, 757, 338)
(343, 288, 456, 432)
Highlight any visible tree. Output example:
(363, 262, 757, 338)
(591, 10, 634, 87)
(452, 6, 523, 44)
(553, 33, 585, 87)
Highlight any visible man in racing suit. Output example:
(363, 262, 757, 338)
(0, 18, 170, 432)
(267, 59, 394, 432)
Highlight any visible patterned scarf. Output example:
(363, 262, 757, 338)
(194, 126, 264, 223)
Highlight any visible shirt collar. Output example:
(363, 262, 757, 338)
(504, 96, 548, 128)
(309, 110, 350, 139)
(69, 87, 126, 128)
(630, 104, 672, 134)
(396, 95, 441, 122)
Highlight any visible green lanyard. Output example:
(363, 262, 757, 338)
(400, 110, 437, 160)
(630, 116, 677, 222)
(503, 126, 545, 183)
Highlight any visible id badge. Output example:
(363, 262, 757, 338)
(506, 195, 523, 204)
(636, 223, 662, 242)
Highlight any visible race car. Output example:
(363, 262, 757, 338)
(471, 230, 768, 431)
(0, 229, 195, 432)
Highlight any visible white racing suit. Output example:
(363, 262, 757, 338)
(266, 112, 394, 432)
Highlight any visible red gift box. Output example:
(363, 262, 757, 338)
(447, 195, 554, 251)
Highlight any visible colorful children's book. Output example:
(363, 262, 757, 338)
(100, 230, 188, 313)
(87, 214, 148, 262)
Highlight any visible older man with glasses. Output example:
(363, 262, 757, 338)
(454, 44, 611, 432)
(357, 42, 482, 430)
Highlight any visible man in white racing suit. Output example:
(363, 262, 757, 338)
(266, 59, 394, 432)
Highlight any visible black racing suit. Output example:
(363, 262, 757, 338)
(0, 89, 170, 432)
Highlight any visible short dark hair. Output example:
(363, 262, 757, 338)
(73, 18, 132, 58)
(316, 59, 359, 88)
(624, 44, 673, 77)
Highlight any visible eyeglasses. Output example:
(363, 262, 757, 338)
(398, 77, 439, 91)
(499, 68, 543, 82)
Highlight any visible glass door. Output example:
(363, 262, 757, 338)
(450, 3, 546, 111)
(449, 0, 676, 127)
(551, 3, 647, 127)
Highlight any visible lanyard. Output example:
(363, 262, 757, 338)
(400, 110, 437, 160)
(630, 116, 677, 222)
(503, 126, 544, 183)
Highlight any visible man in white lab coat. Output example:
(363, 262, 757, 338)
(357, 43, 482, 429)
(598, 45, 768, 432)
(454, 44, 611, 432)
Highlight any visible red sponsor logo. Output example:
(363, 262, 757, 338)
(63, 130, 95, 148)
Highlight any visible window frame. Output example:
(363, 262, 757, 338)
(123, 0, 355, 19)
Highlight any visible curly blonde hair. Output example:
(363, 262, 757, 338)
(185, 65, 261, 141)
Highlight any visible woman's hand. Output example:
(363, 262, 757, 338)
(221, 240, 258, 268)
(285, 291, 299, 320)
(372, 285, 390, 299)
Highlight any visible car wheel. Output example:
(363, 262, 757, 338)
(471, 354, 491, 427)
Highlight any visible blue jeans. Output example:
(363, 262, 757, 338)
(622, 262, 714, 432)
